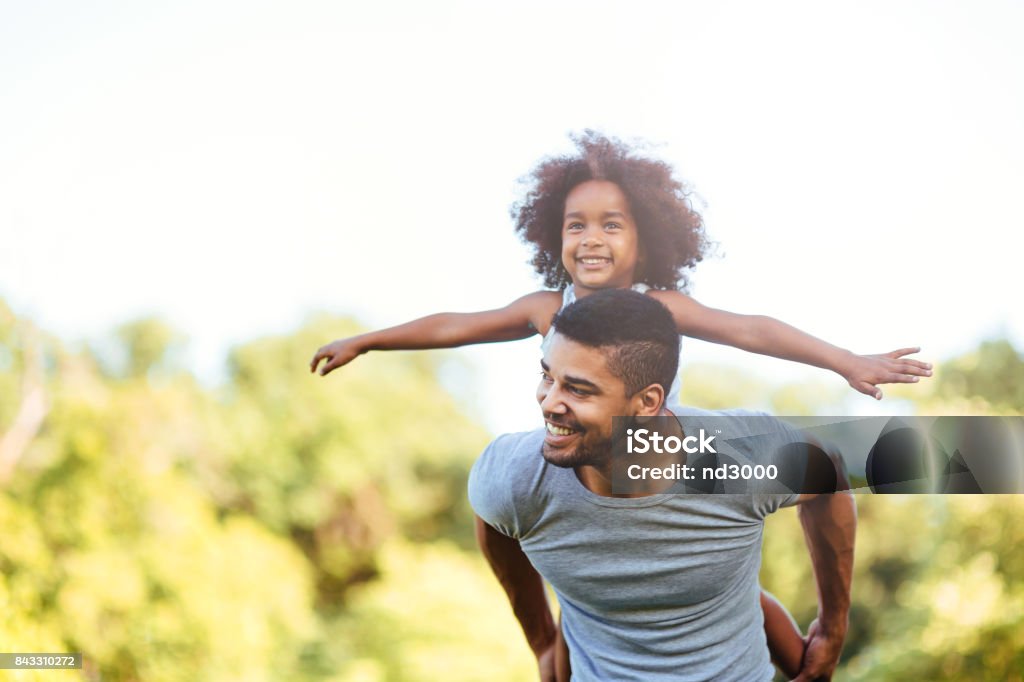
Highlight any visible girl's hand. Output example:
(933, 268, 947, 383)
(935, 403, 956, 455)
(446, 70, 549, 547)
(536, 642, 557, 682)
(843, 347, 932, 399)
(310, 337, 366, 376)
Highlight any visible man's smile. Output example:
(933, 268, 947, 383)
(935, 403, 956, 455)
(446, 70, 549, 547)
(545, 422, 576, 436)
(544, 419, 582, 446)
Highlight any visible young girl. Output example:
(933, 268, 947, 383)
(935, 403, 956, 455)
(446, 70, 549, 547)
(310, 131, 930, 678)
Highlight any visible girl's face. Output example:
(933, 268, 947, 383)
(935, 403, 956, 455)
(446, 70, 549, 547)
(561, 180, 641, 295)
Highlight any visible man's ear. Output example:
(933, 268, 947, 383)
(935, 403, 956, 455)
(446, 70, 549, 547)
(631, 383, 665, 416)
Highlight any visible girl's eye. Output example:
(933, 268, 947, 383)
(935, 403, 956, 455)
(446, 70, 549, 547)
(605, 222, 621, 231)
(566, 223, 584, 232)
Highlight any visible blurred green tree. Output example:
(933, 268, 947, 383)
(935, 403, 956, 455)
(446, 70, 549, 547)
(761, 336, 1024, 681)
(5, 293, 1023, 682)
(933, 338, 1024, 412)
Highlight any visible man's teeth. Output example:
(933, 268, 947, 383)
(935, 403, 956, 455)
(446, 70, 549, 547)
(546, 423, 574, 436)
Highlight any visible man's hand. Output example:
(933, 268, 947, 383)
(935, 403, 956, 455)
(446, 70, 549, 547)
(793, 618, 846, 681)
(310, 337, 365, 375)
(842, 347, 932, 399)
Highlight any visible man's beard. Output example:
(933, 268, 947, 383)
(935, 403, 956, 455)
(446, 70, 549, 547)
(542, 433, 611, 468)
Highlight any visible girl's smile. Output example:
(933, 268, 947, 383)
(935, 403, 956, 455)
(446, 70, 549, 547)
(561, 180, 641, 295)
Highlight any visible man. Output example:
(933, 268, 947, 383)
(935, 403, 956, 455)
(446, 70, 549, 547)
(468, 289, 855, 681)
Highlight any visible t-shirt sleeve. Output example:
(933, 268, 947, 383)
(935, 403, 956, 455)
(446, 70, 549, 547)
(468, 433, 527, 539)
(748, 413, 809, 517)
(752, 488, 799, 517)
(707, 410, 807, 519)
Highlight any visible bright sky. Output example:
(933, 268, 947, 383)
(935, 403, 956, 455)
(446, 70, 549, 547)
(2, 1, 1022, 433)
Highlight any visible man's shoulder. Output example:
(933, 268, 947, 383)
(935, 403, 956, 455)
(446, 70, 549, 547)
(670, 404, 805, 513)
(479, 429, 546, 466)
(670, 405, 770, 419)
(468, 428, 548, 497)
(468, 429, 547, 539)
(671, 404, 803, 452)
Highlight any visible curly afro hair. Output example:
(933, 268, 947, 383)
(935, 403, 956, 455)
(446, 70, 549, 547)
(513, 131, 710, 291)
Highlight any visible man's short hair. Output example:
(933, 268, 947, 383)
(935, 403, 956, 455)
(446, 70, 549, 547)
(550, 289, 680, 396)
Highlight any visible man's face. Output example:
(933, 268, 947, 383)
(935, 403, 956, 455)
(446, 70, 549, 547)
(537, 333, 635, 468)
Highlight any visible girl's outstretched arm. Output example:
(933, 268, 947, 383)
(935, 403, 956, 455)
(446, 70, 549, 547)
(310, 291, 562, 376)
(647, 290, 932, 399)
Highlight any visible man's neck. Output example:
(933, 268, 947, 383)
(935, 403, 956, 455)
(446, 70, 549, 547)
(575, 407, 682, 498)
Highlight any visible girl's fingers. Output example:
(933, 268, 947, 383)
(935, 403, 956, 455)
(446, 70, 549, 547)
(854, 381, 883, 399)
(886, 347, 921, 359)
(310, 348, 329, 372)
(873, 370, 921, 384)
(897, 363, 932, 376)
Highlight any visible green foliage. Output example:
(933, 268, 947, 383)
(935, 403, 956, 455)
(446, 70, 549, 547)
(679, 363, 775, 411)
(679, 363, 846, 415)
(2, 295, 1023, 681)
(932, 338, 1024, 412)
(2, 328, 317, 680)
(0, 303, 491, 680)
(333, 540, 538, 682)
(88, 317, 187, 381)
(117, 318, 185, 379)
(214, 316, 489, 602)
(842, 496, 1024, 681)
(760, 337, 1024, 681)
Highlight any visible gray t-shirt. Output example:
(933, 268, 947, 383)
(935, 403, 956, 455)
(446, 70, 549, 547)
(468, 408, 802, 682)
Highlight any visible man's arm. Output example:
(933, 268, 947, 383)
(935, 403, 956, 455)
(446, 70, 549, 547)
(475, 516, 558, 682)
(791, 448, 857, 682)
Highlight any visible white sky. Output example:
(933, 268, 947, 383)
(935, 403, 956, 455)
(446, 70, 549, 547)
(2, 0, 1022, 433)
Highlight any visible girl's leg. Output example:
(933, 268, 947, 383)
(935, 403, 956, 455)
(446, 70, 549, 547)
(555, 613, 571, 682)
(761, 589, 805, 680)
